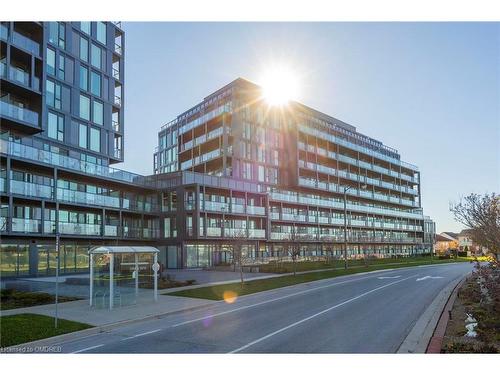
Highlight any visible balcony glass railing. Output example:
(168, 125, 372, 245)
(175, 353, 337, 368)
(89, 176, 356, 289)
(1, 101, 39, 126)
(206, 227, 222, 237)
(299, 124, 418, 171)
(270, 187, 423, 221)
(11, 180, 53, 199)
(104, 225, 119, 237)
(12, 218, 41, 233)
(224, 228, 248, 237)
(249, 229, 266, 238)
(9, 66, 30, 86)
(12, 31, 41, 56)
(178, 103, 232, 135)
(0, 140, 153, 186)
(57, 188, 121, 209)
(247, 205, 265, 215)
(58, 222, 101, 236)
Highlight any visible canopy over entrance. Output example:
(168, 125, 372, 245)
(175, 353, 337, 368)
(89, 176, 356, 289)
(88, 246, 160, 310)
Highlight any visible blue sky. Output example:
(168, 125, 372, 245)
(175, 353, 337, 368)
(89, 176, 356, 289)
(119, 22, 499, 233)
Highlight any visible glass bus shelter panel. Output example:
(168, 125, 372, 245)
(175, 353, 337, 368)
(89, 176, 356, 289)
(91, 253, 112, 309)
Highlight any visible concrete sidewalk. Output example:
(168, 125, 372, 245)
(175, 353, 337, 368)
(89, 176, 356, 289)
(0, 292, 217, 326)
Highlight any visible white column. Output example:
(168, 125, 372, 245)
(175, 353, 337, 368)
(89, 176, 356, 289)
(109, 253, 114, 310)
(89, 253, 94, 307)
(153, 253, 158, 302)
(135, 253, 139, 296)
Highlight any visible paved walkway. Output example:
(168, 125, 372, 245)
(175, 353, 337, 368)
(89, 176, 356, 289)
(0, 291, 216, 326)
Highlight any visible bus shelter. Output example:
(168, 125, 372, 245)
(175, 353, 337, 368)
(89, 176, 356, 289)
(88, 246, 160, 310)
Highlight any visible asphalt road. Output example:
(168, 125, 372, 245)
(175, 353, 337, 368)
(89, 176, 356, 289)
(54, 262, 473, 353)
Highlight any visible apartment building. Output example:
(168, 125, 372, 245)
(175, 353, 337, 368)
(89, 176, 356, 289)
(153, 78, 436, 268)
(1, 22, 435, 276)
(0, 22, 160, 278)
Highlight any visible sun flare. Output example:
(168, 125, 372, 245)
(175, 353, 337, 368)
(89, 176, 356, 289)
(260, 67, 299, 106)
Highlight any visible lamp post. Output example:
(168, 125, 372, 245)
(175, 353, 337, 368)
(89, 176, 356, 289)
(55, 233, 60, 329)
(343, 184, 367, 269)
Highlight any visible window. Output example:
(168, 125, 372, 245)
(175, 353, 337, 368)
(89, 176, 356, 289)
(80, 22, 91, 35)
(93, 100, 103, 125)
(79, 124, 87, 148)
(91, 44, 101, 69)
(46, 80, 61, 109)
(47, 48, 55, 75)
(79, 37, 88, 62)
(79, 66, 88, 91)
(90, 127, 100, 152)
(57, 55, 65, 80)
(48, 22, 65, 48)
(96, 22, 106, 45)
(258, 165, 265, 182)
(90, 71, 101, 97)
(79, 94, 90, 120)
(48, 112, 64, 141)
(164, 218, 171, 238)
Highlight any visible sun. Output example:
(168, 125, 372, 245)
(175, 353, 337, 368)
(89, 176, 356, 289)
(260, 67, 299, 106)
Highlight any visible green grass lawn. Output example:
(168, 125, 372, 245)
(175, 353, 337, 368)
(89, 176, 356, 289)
(1, 289, 80, 311)
(0, 313, 92, 348)
(166, 257, 470, 301)
(258, 256, 470, 273)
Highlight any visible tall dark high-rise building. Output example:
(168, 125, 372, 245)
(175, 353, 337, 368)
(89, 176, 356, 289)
(1, 22, 160, 278)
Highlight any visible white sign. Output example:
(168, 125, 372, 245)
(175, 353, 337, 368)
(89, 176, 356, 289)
(416, 276, 444, 281)
(152, 262, 160, 272)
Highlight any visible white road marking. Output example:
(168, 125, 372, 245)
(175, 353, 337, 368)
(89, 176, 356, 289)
(171, 271, 401, 328)
(132, 329, 161, 337)
(228, 274, 417, 353)
(377, 276, 401, 279)
(416, 276, 444, 281)
(71, 344, 104, 354)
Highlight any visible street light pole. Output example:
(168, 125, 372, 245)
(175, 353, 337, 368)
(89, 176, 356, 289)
(343, 184, 366, 270)
(343, 186, 351, 270)
(55, 232, 60, 329)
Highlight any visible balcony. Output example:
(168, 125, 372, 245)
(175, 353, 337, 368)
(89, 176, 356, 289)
(113, 148, 122, 159)
(248, 229, 266, 239)
(247, 205, 265, 216)
(224, 228, 248, 237)
(112, 120, 120, 132)
(12, 218, 41, 233)
(114, 43, 122, 55)
(11, 31, 41, 56)
(57, 188, 121, 209)
(206, 227, 222, 237)
(270, 232, 292, 240)
(104, 225, 118, 237)
(11, 180, 53, 199)
(112, 68, 120, 80)
(0, 140, 152, 186)
(1, 101, 39, 127)
(58, 222, 101, 236)
(114, 95, 122, 107)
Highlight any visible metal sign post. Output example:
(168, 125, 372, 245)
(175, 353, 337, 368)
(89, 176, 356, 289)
(55, 233, 60, 329)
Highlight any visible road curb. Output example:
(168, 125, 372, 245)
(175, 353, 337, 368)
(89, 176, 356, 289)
(425, 276, 468, 353)
(2, 299, 218, 351)
(397, 272, 470, 354)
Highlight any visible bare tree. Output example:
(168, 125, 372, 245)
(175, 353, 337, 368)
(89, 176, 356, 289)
(286, 228, 302, 276)
(450, 193, 500, 260)
(230, 228, 248, 287)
